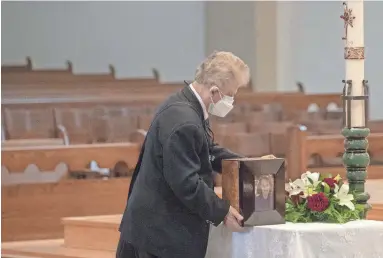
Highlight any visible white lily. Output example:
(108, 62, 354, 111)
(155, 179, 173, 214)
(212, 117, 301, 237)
(286, 179, 306, 196)
(286, 171, 320, 198)
(302, 171, 321, 188)
(334, 183, 355, 210)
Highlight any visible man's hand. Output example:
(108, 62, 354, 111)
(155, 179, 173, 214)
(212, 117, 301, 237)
(224, 206, 244, 232)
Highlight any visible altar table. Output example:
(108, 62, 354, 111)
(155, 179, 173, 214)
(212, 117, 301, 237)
(205, 220, 383, 258)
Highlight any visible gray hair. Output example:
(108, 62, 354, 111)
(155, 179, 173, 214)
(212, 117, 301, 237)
(194, 51, 250, 89)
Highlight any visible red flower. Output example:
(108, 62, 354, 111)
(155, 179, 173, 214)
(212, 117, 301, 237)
(323, 178, 336, 189)
(307, 192, 329, 212)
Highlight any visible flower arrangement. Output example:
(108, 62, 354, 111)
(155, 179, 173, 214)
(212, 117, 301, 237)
(285, 171, 364, 223)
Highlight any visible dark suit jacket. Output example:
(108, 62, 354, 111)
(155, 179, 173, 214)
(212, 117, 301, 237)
(119, 85, 241, 258)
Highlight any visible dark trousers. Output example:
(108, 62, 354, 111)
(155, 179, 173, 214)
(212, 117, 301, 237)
(116, 237, 159, 258)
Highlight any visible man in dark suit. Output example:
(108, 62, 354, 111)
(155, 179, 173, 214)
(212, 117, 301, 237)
(117, 51, 250, 258)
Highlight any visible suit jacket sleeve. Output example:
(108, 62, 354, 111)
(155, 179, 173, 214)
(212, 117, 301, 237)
(162, 123, 230, 225)
(210, 142, 245, 173)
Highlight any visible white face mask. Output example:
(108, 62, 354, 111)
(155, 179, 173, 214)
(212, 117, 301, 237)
(208, 89, 234, 117)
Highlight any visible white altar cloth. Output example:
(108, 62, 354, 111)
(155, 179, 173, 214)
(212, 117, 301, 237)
(205, 220, 383, 258)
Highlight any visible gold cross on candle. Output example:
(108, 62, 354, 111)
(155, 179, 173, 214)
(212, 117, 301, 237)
(340, 2, 356, 40)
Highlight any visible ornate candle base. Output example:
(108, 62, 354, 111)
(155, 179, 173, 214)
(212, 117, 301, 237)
(342, 127, 371, 218)
(341, 79, 371, 218)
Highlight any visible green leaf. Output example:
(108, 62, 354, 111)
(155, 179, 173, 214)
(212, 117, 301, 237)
(323, 182, 330, 194)
(285, 211, 303, 223)
(286, 198, 294, 206)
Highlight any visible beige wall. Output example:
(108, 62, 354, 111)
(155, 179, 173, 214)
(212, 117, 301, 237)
(205, 2, 256, 89)
(254, 1, 278, 92)
(206, 1, 295, 92)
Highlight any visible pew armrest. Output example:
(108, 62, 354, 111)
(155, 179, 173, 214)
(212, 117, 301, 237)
(129, 129, 147, 147)
(57, 124, 70, 145)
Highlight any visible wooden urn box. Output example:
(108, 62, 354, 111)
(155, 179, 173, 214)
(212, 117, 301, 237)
(222, 157, 285, 227)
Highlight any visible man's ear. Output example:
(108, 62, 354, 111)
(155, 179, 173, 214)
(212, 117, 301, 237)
(210, 86, 219, 94)
(209, 86, 220, 99)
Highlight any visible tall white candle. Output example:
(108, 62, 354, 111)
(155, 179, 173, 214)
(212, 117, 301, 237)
(343, 0, 365, 127)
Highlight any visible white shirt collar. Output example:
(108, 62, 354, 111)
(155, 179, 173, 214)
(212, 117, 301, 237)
(189, 84, 208, 120)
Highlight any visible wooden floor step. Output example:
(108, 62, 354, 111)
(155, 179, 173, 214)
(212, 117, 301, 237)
(62, 215, 121, 252)
(2, 239, 114, 258)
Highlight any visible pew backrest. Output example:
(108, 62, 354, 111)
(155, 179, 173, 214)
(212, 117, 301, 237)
(286, 125, 383, 180)
(2, 138, 64, 148)
(2, 142, 140, 173)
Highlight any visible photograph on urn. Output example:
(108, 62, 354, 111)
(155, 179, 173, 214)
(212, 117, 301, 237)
(254, 175, 275, 212)
(222, 157, 285, 227)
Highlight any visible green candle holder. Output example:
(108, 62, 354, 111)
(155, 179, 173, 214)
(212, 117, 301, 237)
(341, 79, 371, 218)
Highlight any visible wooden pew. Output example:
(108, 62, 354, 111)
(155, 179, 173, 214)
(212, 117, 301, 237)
(2, 92, 342, 143)
(2, 58, 157, 85)
(2, 60, 114, 84)
(2, 88, 336, 112)
(2, 138, 65, 148)
(1, 81, 176, 98)
(2, 143, 140, 173)
(1, 179, 225, 243)
(369, 120, 383, 133)
(1, 178, 131, 241)
(2, 58, 338, 114)
(219, 132, 271, 157)
(286, 125, 383, 180)
(2, 142, 141, 186)
(1, 57, 32, 73)
(300, 119, 343, 135)
(1, 63, 345, 146)
(2, 163, 68, 186)
(1, 57, 72, 75)
(211, 118, 383, 185)
(2, 59, 74, 82)
(2, 68, 117, 84)
(2, 80, 244, 103)
(2, 64, 336, 114)
(2, 92, 340, 119)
